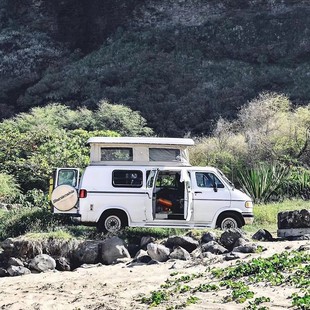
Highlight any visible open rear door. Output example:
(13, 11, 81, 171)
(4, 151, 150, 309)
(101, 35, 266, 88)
(50, 168, 80, 213)
(181, 169, 193, 221)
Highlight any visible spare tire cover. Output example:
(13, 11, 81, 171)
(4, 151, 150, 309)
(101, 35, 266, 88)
(51, 185, 78, 211)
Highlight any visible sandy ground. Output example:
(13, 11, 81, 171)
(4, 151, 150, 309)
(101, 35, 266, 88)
(0, 240, 308, 310)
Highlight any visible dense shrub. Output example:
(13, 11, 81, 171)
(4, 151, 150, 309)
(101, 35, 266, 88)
(0, 208, 70, 241)
(0, 173, 20, 203)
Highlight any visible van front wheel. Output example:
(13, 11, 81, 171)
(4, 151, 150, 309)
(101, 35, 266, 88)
(97, 211, 127, 233)
(217, 213, 243, 230)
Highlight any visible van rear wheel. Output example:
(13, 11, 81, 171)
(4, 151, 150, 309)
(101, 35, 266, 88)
(97, 211, 127, 233)
(217, 213, 243, 230)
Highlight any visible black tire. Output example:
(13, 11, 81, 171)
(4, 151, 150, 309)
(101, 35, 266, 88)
(97, 211, 127, 233)
(217, 212, 243, 230)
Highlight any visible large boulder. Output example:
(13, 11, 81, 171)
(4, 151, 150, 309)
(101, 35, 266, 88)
(169, 246, 191, 261)
(278, 209, 310, 229)
(220, 228, 246, 251)
(201, 241, 228, 255)
(29, 254, 56, 272)
(101, 236, 131, 265)
(8, 257, 24, 267)
(7, 265, 31, 276)
(134, 249, 152, 264)
(140, 236, 155, 250)
(55, 257, 71, 271)
(201, 231, 217, 244)
(233, 243, 258, 253)
(147, 243, 170, 262)
(252, 229, 273, 241)
(0, 268, 8, 277)
(165, 236, 199, 253)
(73, 240, 102, 265)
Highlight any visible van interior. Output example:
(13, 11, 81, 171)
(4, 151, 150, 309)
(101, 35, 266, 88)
(154, 171, 185, 220)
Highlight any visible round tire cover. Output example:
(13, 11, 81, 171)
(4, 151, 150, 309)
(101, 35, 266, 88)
(51, 185, 78, 211)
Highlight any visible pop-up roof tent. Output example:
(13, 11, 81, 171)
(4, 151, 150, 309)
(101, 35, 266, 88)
(87, 137, 195, 166)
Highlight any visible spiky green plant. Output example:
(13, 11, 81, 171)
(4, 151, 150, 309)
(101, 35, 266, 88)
(237, 163, 289, 204)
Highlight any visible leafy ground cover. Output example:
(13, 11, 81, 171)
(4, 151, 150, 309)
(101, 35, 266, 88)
(140, 250, 310, 309)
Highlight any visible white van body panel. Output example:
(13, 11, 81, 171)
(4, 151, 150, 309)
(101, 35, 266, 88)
(75, 165, 253, 229)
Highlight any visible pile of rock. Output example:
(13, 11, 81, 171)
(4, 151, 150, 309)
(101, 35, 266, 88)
(0, 228, 272, 277)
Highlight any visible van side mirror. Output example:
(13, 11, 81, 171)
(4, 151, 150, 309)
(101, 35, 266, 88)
(213, 183, 218, 192)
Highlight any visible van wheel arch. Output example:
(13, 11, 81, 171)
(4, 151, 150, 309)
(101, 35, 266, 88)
(97, 209, 128, 233)
(216, 211, 244, 230)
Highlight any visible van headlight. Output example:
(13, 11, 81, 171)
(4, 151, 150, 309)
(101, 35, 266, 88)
(245, 201, 253, 208)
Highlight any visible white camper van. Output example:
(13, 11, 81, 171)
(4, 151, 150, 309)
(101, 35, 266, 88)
(50, 137, 253, 232)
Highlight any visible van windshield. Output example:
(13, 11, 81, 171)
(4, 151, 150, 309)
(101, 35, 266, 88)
(216, 169, 234, 188)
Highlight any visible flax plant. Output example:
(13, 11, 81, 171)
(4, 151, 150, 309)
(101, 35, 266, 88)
(237, 163, 289, 204)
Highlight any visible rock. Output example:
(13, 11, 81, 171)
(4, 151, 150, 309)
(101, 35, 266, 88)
(134, 249, 152, 264)
(201, 241, 228, 255)
(298, 243, 310, 251)
(252, 229, 273, 241)
(7, 266, 31, 276)
(127, 244, 140, 258)
(29, 254, 56, 272)
(101, 236, 131, 265)
(169, 246, 191, 261)
(1, 238, 15, 251)
(140, 236, 155, 249)
(225, 252, 243, 261)
(191, 247, 203, 259)
(233, 237, 248, 248)
(74, 240, 101, 265)
(8, 257, 24, 267)
(55, 257, 71, 271)
(220, 228, 245, 251)
(147, 243, 170, 262)
(288, 235, 310, 241)
(278, 209, 310, 229)
(202, 252, 223, 265)
(201, 231, 217, 244)
(233, 243, 258, 253)
(0, 268, 8, 277)
(165, 236, 199, 253)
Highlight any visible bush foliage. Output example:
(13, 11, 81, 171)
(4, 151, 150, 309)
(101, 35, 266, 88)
(0, 102, 152, 193)
(191, 93, 310, 202)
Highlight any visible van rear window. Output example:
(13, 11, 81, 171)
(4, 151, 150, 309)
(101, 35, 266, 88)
(101, 148, 133, 161)
(112, 170, 143, 188)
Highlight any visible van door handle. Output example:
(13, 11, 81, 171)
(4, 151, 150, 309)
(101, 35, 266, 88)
(194, 191, 202, 194)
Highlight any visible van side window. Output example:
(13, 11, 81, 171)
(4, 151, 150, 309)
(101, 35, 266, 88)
(195, 172, 224, 188)
(112, 170, 143, 187)
(101, 148, 133, 161)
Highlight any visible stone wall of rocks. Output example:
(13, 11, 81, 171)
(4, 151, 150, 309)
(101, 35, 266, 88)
(0, 228, 273, 278)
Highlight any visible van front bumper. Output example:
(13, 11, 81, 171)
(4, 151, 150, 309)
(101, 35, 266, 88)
(242, 213, 254, 225)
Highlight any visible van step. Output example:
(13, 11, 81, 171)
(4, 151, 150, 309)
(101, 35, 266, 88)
(167, 214, 185, 220)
